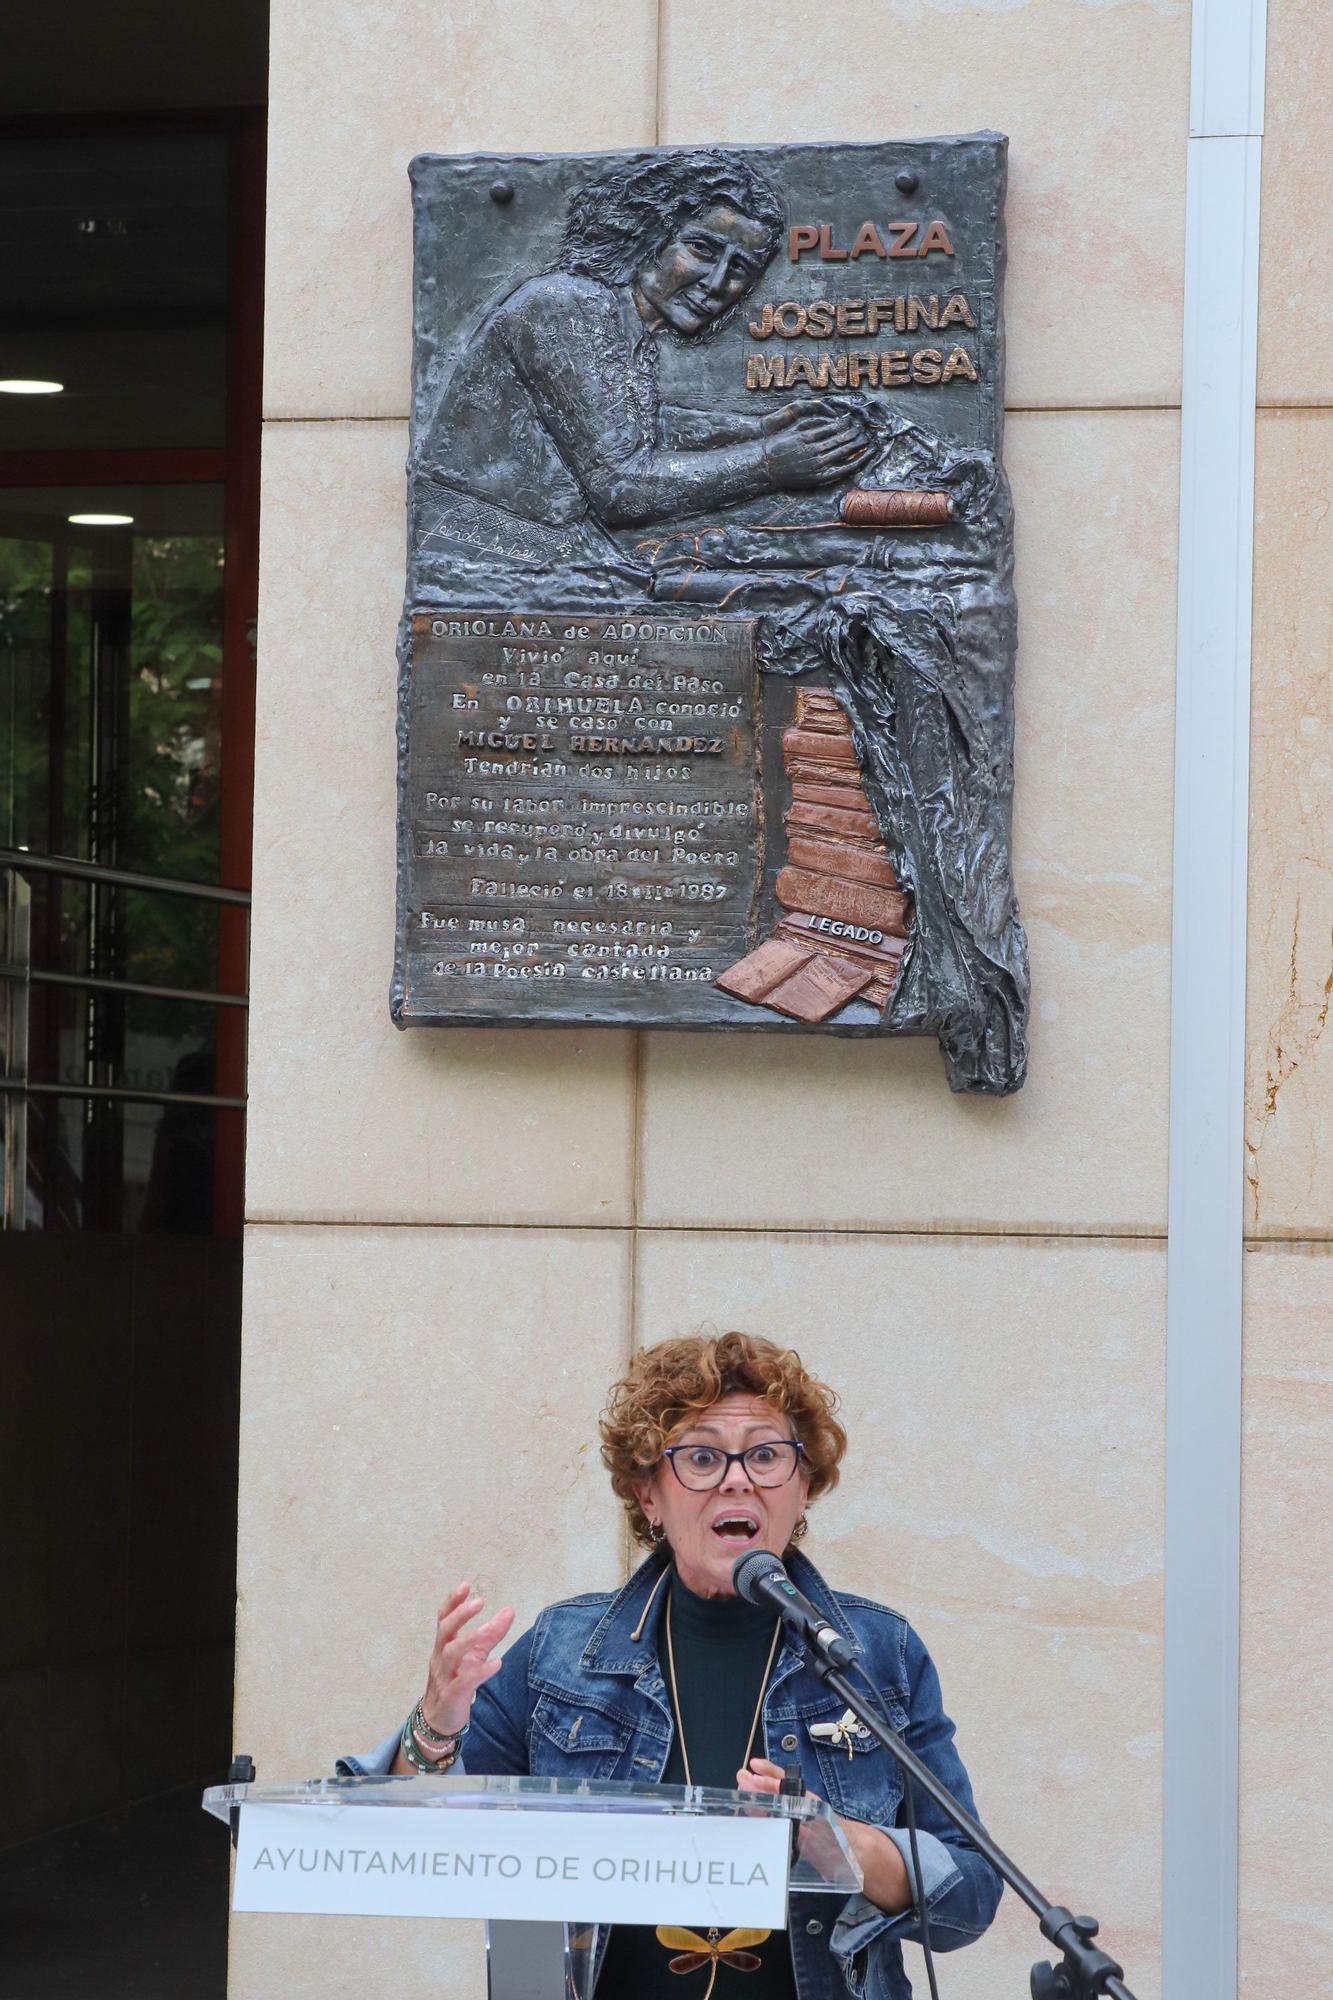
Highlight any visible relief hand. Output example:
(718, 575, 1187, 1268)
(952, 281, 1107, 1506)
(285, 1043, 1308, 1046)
(762, 409, 877, 491)
(760, 397, 860, 436)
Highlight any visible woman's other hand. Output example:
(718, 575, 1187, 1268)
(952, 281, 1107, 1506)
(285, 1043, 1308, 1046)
(735, 1754, 786, 1796)
(421, 1580, 516, 1736)
(735, 1757, 912, 1916)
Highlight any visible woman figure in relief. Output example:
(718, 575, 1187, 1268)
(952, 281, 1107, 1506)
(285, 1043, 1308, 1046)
(414, 150, 876, 573)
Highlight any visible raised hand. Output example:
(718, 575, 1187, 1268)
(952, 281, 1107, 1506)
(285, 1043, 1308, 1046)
(420, 1581, 516, 1736)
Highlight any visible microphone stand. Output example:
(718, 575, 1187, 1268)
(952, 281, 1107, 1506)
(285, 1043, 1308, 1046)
(789, 1638, 1139, 2000)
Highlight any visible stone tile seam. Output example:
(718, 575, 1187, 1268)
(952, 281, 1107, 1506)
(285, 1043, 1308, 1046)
(630, 1034, 646, 1231)
(242, 1217, 1172, 1243)
(1252, 401, 1333, 414)
(240, 1218, 1333, 1250)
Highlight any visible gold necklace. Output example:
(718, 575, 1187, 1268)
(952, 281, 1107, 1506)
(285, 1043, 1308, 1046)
(663, 1587, 782, 1788)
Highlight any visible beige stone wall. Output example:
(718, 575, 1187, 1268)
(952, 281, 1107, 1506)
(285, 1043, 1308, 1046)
(235, 0, 1321, 1993)
(1240, 0, 1333, 1987)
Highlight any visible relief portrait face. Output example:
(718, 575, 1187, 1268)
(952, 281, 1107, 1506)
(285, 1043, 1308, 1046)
(634, 202, 774, 336)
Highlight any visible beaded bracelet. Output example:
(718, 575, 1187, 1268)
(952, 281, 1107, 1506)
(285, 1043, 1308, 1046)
(400, 1705, 466, 1775)
(400, 1713, 453, 1776)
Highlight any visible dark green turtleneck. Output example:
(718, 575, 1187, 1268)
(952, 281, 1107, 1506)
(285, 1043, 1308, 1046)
(596, 1569, 797, 2000)
(658, 1570, 781, 1787)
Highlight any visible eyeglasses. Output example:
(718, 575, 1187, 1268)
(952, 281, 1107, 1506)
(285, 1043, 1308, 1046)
(661, 1439, 806, 1491)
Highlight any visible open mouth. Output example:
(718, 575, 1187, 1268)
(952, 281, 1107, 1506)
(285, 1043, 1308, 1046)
(711, 1511, 761, 1544)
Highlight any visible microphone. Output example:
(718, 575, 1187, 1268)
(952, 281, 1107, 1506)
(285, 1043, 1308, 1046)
(731, 1550, 862, 1670)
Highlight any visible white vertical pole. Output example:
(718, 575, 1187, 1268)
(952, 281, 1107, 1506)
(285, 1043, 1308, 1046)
(1165, 2, 1266, 1995)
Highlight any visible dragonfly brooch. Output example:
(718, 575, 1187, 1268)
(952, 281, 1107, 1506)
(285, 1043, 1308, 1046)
(808, 1708, 872, 1759)
(655, 1925, 771, 1999)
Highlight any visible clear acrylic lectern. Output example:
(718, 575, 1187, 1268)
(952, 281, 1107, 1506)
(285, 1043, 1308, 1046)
(204, 1773, 861, 2000)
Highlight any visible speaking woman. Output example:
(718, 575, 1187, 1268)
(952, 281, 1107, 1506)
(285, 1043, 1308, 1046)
(339, 1332, 1001, 1998)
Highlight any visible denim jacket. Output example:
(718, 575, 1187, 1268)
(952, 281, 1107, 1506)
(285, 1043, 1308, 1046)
(337, 1551, 1002, 2000)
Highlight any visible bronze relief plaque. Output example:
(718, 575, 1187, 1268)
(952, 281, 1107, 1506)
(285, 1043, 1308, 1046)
(394, 138, 1028, 1088)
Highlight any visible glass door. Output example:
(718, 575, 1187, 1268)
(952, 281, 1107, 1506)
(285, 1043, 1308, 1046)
(0, 115, 260, 1235)
(1, 481, 245, 1231)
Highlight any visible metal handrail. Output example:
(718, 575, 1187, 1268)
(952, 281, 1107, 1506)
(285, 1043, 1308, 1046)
(1, 848, 251, 1226)
(0, 847, 252, 907)
(0, 963, 248, 1008)
(0, 1078, 246, 1112)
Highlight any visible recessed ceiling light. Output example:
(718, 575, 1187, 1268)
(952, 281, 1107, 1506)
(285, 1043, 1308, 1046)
(68, 512, 134, 527)
(0, 378, 64, 395)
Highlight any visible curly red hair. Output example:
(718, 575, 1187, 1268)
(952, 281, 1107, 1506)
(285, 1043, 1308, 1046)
(600, 1331, 846, 1550)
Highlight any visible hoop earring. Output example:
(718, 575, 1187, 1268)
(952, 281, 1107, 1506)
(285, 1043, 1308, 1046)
(791, 1516, 808, 1542)
(649, 1521, 666, 1544)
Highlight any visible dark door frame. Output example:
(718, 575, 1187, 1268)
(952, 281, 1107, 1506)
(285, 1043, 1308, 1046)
(0, 105, 264, 1233)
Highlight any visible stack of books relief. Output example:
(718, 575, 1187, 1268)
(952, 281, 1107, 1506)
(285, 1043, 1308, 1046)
(716, 688, 914, 1025)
